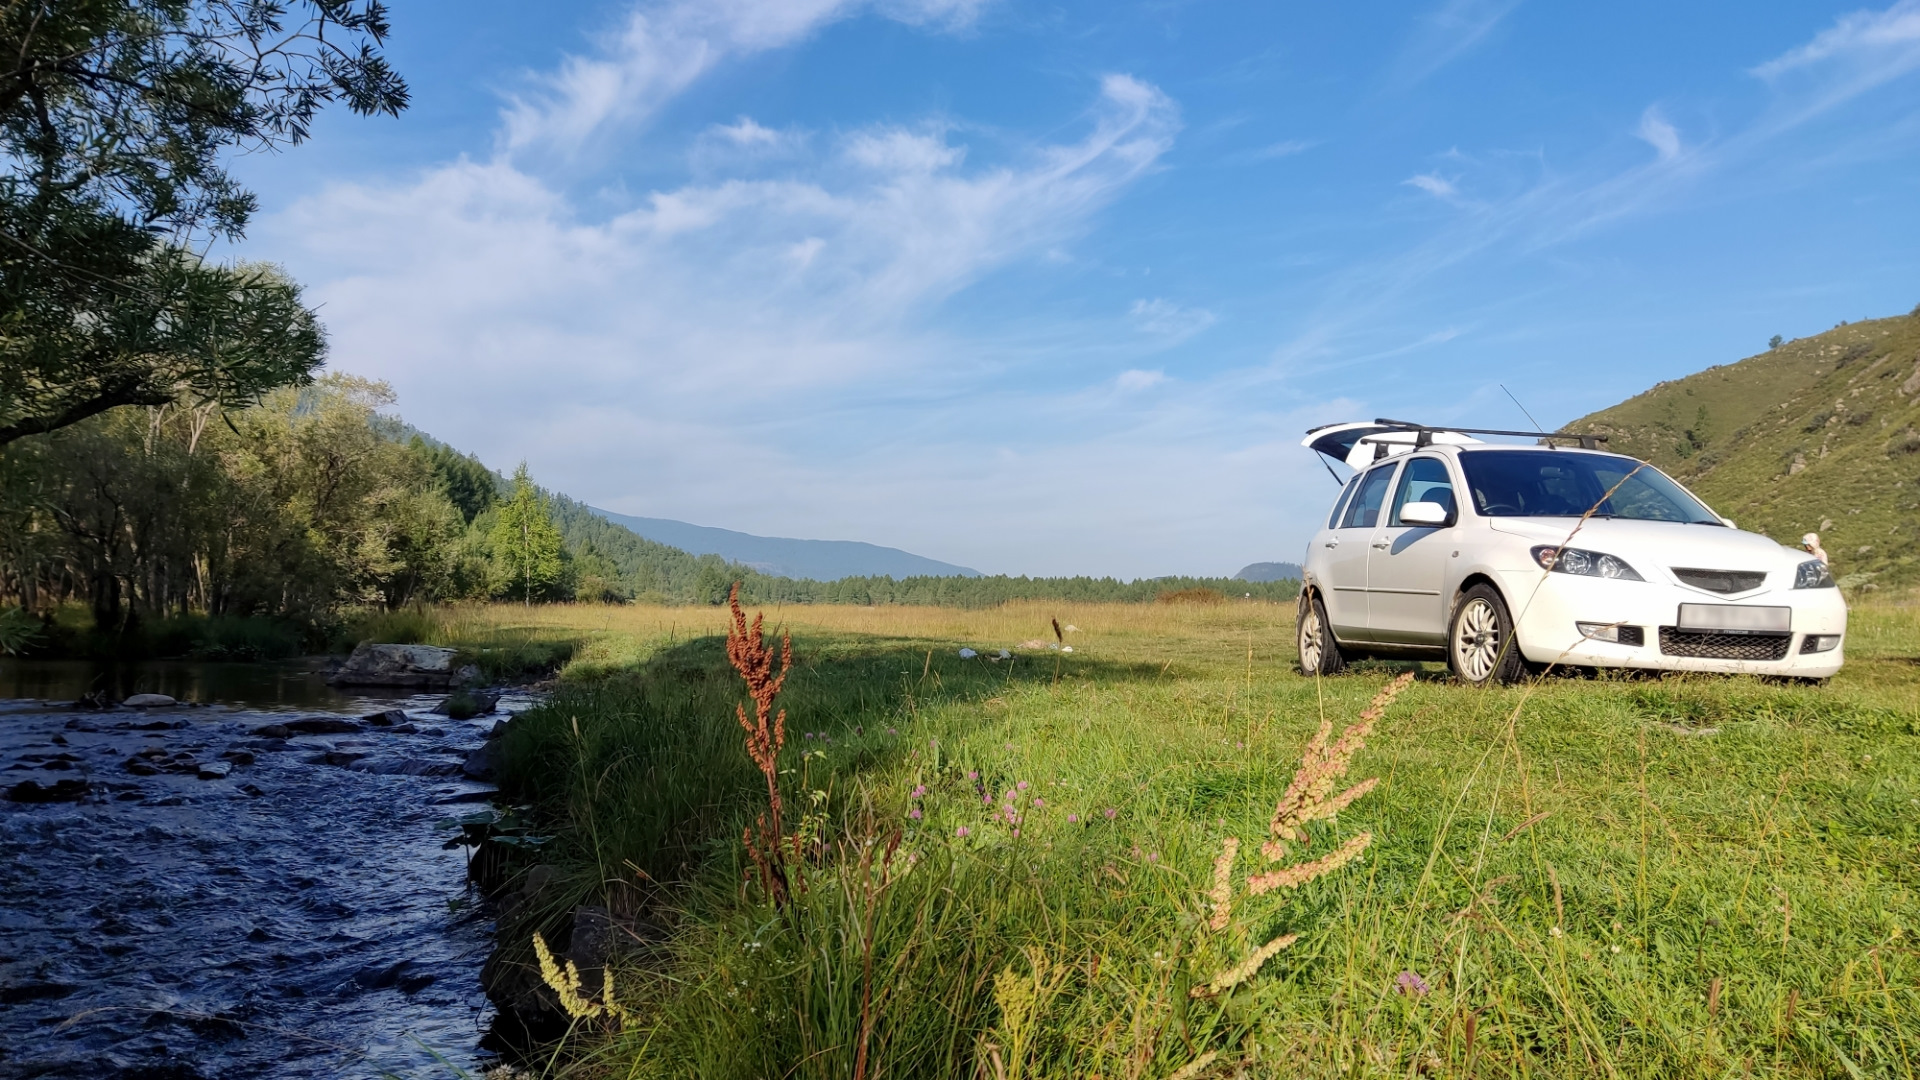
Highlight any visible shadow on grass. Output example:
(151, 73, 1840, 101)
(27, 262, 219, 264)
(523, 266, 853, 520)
(495, 633, 1175, 896)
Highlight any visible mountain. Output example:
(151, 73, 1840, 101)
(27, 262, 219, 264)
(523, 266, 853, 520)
(587, 509, 980, 582)
(1235, 561, 1303, 583)
(1566, 308, 1920, 590)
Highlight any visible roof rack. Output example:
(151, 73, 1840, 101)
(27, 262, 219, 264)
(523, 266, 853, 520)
(1372, 418, 1609, 451)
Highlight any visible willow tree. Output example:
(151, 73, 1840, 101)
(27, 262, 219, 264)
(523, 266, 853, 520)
(0, 1, 408, 445)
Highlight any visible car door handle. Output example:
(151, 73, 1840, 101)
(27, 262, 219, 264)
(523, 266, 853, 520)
(1372, 539, 1390, 549)
(1324, 538, 1339, 548)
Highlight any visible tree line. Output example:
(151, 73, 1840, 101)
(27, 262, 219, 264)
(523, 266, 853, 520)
(0, 377, 1296, 651)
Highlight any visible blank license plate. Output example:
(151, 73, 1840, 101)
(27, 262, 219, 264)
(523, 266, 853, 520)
(1678, 604, 1790, 634)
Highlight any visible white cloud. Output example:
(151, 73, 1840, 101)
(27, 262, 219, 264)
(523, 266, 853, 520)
(1752, 0, 1920, 80)
(712, 117, 785, 146)
(1128, 298, 1216, 340)
(1389, 0, 1524, 88)
(262, 75, 1181, 573)
(1403, 172, 1460, 200)
(1636, 107, 1682, 161)
(843, 127, 965, 173)
(500, 0, 992, 161)
(1114, 368, 1167, 392)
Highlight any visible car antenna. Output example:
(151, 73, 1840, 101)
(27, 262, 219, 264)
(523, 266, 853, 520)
(1500, 383, 1546, 433)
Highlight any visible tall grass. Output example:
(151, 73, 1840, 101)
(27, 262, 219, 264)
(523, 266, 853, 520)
(485, 598, 1920, 1078)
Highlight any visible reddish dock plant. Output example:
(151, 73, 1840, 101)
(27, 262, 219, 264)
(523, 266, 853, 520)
(727, 583, 794, 905)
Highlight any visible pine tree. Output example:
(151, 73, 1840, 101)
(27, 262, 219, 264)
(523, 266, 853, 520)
(490, 465, 564, 605)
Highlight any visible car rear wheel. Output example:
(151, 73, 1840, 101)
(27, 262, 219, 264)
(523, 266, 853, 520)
(1297, 591, 1347, 677)
(1448, 583, 1527, 686)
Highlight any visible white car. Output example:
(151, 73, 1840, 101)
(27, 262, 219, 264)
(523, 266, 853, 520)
(1296, 422, 1847, 685)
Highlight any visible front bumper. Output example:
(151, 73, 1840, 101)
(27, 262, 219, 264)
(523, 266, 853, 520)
(1494, 570, 1847, 677)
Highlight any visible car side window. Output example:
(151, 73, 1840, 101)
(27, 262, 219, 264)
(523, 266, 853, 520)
(1340, 463, 1398, 529)
(1389, 457, 1456, 526)
(1326, 474, 1362, 529)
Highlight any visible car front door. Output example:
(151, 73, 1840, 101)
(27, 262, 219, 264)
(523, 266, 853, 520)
(1320, 461, 1399, 640)
(1367, 455, 1459, 644)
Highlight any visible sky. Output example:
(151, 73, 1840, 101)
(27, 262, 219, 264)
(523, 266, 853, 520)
(229, 0, 1920, 579)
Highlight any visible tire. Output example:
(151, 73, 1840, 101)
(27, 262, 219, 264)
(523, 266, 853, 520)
(1448, 583, 1528, 686)
(1297, 590, 1348, 677)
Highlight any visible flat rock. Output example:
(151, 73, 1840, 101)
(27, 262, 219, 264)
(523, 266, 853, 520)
(461, 743, 497, 782)
(5, 778, 89, 802)
(361, 709, 410, 726)
(432, 690, 500, 718)
(196, 762, 232, 781)
(122, 693, 177, 708)
(282, 717, 361, 735)
(329, 643, 460, 688)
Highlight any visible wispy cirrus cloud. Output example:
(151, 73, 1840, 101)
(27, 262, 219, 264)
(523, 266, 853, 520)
(1635, 107, 1682, 161)
(1751, 0, 1920, 80)
(1402, 172, 1462, 201)
(500, 0, 991, 161)
(1129, 297, 1216, 341)
(1387, 0, 1523, 88)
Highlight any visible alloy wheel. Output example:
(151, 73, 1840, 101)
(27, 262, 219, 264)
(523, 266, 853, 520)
(1453, 597, 1501, 682)
(1299, 605, 1324, 671)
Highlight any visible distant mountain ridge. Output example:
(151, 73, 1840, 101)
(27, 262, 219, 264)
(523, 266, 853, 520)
(588, 509, 980, 582)
(1568, 307, 1920, 589)
(1235, 561, 1303, 583)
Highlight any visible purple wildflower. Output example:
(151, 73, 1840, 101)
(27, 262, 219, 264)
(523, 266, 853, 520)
(1396, 971, 1430, 997)
(1033, 798, 1045, 808)
(1017, 780, 1029, 791)
(967, 770, 979, 781)
(911, 785, 927, 799)
(1104, 808, 1118, 820)
(1067, 814, 1079, 823)
(955, 826, 970, 838)
(909, 807, 922, 820)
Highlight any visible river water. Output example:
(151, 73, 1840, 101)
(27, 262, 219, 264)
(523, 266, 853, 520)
(0, 659, 532, 1079)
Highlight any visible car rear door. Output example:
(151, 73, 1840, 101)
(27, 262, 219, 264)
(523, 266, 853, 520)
(1319, 461, 1399, 640)
(1366, 455, 1459, 644)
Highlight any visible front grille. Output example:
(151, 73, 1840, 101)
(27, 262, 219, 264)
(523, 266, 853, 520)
(1658, 626, 1792, 661)
(1617, 625, 1645, 647)
(1672, 568, 1768, 594)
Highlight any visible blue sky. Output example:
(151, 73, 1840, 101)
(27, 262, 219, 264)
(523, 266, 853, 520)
(232, 0, 1920, 578)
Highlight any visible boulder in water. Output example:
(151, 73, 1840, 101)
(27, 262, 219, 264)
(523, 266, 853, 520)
(329, 643, 460, 688)
(6, 778, 89, 802)
(123, 693, 177, 708)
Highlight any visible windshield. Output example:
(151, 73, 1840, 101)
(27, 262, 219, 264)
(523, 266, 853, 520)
(1457, 450, 1720, 523)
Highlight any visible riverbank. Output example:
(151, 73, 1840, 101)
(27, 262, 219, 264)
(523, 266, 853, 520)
(469, 597, 1920, 1078)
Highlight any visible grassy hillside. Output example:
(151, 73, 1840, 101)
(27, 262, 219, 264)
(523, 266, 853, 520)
(1568, 308, 1920, 590)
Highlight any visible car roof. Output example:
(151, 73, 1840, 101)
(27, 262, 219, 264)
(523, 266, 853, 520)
(1305, 422, 1630, 470)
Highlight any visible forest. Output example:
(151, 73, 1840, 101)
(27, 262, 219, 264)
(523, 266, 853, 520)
(0, 376, 1297, 657)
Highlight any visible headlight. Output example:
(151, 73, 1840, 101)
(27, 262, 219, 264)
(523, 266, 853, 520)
(1793, 559, 1835, 589)
(1531, 545, 1644, 581)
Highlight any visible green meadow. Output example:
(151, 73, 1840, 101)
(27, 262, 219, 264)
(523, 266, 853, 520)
(461, 597, 1920, 1079)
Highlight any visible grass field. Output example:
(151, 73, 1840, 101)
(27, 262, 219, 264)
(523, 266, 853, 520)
(454, 596, 1920, 1079)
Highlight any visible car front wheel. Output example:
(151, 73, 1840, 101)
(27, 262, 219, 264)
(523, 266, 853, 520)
(1448, 583, 1527, 686)
(1297, 591, 1347, 677)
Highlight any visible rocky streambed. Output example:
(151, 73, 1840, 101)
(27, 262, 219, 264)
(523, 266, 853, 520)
(0, 661, 535, 1079)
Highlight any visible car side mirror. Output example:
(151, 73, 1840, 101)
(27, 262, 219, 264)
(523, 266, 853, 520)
(1399, 501, 1452, 527)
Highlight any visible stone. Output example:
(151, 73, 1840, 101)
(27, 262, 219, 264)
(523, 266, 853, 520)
(486, 718, 511, 739)
(433, 690, 499, 719)
(196, 762, 232, 781)
(220, 750, 256, 766)
(461, 743, 497, 782)
(398, 971, 437, 994)
(282, 717, 361, 735)
(124, 758, 161, 776)
(250, 724, 292, 739)
(306, 750, 368, 768)
(329, 643, 461, 689)
(123, 693, 177, 708)
(361, 709, 410, 727)
(239, 783, 266, 798)
(388, 723, 420, 734)
(564, 905, 616, 990)
(5, 778, 89, 802)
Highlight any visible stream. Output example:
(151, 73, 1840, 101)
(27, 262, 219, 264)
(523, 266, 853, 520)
(0, 659, 532, 1079)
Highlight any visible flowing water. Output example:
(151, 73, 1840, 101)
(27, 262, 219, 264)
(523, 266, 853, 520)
(0, 659, 532, 1079)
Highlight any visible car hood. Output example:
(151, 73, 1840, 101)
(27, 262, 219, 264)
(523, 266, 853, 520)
(1485, 517, 1803, 575)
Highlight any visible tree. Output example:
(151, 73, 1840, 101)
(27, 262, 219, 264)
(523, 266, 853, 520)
(489, 465, 563, 605)
(1769, 334, 1784, 350)
(0, 1, 408, 445)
